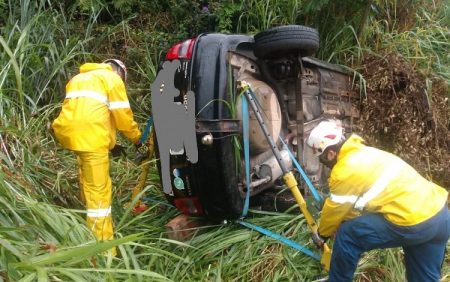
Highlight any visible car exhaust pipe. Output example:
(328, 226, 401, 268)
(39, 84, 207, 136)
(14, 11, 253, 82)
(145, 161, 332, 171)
(254, 149, 293, 185)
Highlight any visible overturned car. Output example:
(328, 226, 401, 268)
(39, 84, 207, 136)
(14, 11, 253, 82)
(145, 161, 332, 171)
(151, 25, 359, 219)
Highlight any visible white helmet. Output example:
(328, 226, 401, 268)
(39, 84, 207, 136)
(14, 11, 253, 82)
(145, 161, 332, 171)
(307, 120, 344, 157)
(104, 59, 127, 82)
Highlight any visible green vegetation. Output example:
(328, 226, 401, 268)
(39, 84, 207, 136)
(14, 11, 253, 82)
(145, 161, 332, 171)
(0, 0, 448, 280)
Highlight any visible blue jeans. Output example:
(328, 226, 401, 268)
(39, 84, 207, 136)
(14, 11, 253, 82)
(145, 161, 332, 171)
(329, 204, 450, 282)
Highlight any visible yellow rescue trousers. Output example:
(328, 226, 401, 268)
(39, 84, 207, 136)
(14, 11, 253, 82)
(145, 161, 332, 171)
(76, 151, 116, 256)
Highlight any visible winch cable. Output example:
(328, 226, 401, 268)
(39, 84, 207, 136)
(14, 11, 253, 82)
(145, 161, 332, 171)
(237, 89, 321, 262)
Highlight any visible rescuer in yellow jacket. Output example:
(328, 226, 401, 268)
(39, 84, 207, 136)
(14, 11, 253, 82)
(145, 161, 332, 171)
(52, 59, 142, 256)
(307, 120, 450, 282)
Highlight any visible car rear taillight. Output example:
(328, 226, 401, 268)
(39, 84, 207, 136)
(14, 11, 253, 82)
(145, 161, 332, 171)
(166, 38, 196, 60)
(173, 197, 204, 215)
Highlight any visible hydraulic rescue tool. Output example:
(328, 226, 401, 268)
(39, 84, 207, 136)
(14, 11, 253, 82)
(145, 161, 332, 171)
(238, 80, 332, 271)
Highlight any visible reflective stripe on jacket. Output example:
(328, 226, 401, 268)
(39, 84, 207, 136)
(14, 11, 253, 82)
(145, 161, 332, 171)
(52, 63, 141, 152)
(318, 134, 448, 237)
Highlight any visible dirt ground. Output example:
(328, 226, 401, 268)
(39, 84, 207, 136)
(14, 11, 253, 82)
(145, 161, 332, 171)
(354, 53, 450, 189)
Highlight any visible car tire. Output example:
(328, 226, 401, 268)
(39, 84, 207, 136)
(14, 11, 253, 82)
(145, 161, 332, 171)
(254, 25, 319, 58)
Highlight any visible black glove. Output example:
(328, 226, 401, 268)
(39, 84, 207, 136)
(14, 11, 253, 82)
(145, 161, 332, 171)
(134, 142, 149, 164)
(110, 144, 126, 158)
(311, 232, 326, 249)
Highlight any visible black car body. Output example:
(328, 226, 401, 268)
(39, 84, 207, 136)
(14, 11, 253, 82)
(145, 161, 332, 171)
(152, 26, 359, 219)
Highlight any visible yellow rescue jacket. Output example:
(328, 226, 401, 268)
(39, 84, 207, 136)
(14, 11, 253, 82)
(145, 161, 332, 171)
(52, 63, 141, 152)
(318, 134, 448, 237)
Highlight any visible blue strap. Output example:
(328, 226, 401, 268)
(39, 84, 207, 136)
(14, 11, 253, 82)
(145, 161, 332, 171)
(139, 117, 153, 144)
(237, 219, 320, 260)
(279, 137, 323, 205)
(238, 91, 320, 262)
(241, 94, 251, 217)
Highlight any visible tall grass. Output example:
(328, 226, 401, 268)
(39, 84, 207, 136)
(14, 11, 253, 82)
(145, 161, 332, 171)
(0, 0, 176, 280)
(0, 0, 449, 281)
(236, 0, 303, 33)
(317, 0, 450, 88)
(0, 1, 91, 127)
